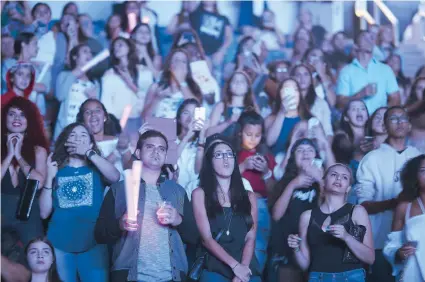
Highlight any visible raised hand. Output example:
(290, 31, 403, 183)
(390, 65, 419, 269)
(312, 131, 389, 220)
(46, 153, 58, 180)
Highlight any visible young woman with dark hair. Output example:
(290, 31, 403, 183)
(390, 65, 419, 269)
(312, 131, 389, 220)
(384, 154, 425, 281)
(77, 99, 132, 176)
(78, 13, 94, 41)
(291, 27, 314, 65)
(265, 78, 312, 156)
(54, 43, 100, 141)
(291, 63, 334, 139)
(269, 138, 323, 282)
(192, 138, 260, 282)
(100, 13, 126, 48)
(130, 22, 161, 77)
(235, 111, 276, 273)
(385, 53, 410, 105)
(406, 78, 425, 153)
(1, 97, 48, 245)
(61, 2, 78, 17)
(26, 237, 62, 282)
(175, 98, 208, 195)
(142, 48, 202, 119)
(366, 107, 388, 149)
(288, 163, 374, 282)
(39, 122, 119, 281)
(207, 71, 258, 138)
(166, 0, 196, 35)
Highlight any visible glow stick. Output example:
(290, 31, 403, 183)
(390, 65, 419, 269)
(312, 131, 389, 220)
(119, 105, 133, 129)
(81, 49, 110, 73)
(142, 16, 150, 24)
(36, 63, 50, 83)
(124, 169, 137, 221)
(131, 161, 142, 218)
(128, 12, 138, 32)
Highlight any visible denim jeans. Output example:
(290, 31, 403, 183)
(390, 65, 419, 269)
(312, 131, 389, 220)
(55, 244, 109, 282)
(256, 198, 271, 273)
(309, 269, 365, 282)
(200, 270, 262, 282)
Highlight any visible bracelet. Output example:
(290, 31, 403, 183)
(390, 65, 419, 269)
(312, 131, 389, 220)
(43, 187, 52, 190)
(262, 169, 272, 180)
(232, 263, 239, 270)
(197, 143, 205, 148)
(85, 149, 97, 159)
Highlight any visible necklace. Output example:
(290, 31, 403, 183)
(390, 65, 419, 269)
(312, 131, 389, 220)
(217, 184, 229, 205)
(223, 207, 233, 236)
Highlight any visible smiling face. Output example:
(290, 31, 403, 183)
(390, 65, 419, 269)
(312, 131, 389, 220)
(27, 241, 54, 274)
(230, 73, 249, 97)
(294, 143, 316, 169)
(11, 66, 32, 92)
(82, 101, 106, 135)
(6, 107, 27, 133)
(133, 25, 151, 45)
(324, 164, 351, 195)
(345, 100, 368, 128)
(212, 143, 235, 178)
(137, 136, 167, 170)
(241, 124, 262, 151)
(33, 4, 51, 25)
(293, 65, 311, 93)
(371, 108, 387, 135)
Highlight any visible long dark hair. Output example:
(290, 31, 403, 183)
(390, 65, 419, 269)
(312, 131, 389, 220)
(399, 154, 425, 202)
(105, 14, 123, 40)
(406, 77, 425, 117)
(1, 97, 49, 165)
(199, 140, 252, 224)
(385, 52, 409, 88)
(158, 48, 202, 102)
(366, 106, 387, 136)
(13, 32, 36, 55)
(110, 36, 139, 85)
(234, 110, 269, 156)
(223, 71, 256, 113)
(340, 99, 369, 142)
(25, 237, 62, 282)
(131, 23, 156, 65)
(77, 13, 91, 42)
(122, 1, 141, 32)
(76, 99, 120, 136)
(52, 122, 101, 167)
(176, 98, 200, 138)
(290, 63, 317, 109)
(269, 138, 321, 208)
(273, 78, 312, 120)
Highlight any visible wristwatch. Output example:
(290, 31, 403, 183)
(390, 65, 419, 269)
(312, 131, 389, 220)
(85, 149, 97, 159)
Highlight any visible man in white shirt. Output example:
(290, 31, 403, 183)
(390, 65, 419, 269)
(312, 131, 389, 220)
(356, 106, 422, 282)
(336, 30, 400, 114)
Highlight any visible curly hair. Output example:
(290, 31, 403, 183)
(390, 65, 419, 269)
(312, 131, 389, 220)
(399, 154, 425, 202)
(269, 138, 321, 208)
(52, 122, 101, 167)
(1, 97, 49, 165)
(158, 48, 202, 102)
(25, 237, 62, 282)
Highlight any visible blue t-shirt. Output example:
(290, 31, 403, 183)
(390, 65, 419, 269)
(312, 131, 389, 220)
(271, 117, 301, 156)
(47, 166, 105, 253)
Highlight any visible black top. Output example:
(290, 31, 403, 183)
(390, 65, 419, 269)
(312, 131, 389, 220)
(1, 169, 26, 195)
(269, 185, 318, 265)
(307, 203, 364, 273)
(205, 207, 258, 278)
(190, 8, 230, 55)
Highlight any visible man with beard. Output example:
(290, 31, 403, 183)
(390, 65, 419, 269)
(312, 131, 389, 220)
(95, 130, 198, 282)
(336, 30, 400, 114)
(356, 106, 421, 282)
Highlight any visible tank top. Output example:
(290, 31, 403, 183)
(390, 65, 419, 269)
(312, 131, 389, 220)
(307, 203, 364, 273)
(271, 117, 301, 156)
(221, 106, 244, 137)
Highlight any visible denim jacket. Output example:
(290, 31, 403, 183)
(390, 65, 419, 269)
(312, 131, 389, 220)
(95, 177, 199, 281)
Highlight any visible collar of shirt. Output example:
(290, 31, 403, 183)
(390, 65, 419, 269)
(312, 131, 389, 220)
(352, 57, 378, 70)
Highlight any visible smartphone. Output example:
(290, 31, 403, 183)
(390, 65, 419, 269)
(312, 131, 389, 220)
(364, 136, 375, 141)
(407, 241, 418, 248)
(283, 87, 298, 110)
(312, 158, 323, 168)
(194, 107, 206, 121)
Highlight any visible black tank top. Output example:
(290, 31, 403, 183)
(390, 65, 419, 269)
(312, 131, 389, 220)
(1, 169, 26, 195)
(307, 203, 364, 273)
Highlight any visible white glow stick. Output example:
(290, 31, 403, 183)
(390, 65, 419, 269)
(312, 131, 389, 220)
(81, 49, 110, 73)
(131, 161, 142, 218)
(128, 12, 138, 32)
(142, 16, 150, 24)
(124, 169, 137, 221)
(36, 63, 50, 83)
(119, 105, 133, 129)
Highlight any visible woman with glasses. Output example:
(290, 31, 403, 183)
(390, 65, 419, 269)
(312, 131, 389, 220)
(192, 136, 260, 282)
(288, 163, 375, 282)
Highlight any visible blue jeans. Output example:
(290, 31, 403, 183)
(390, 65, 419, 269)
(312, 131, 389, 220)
(309, 269, 365, 282)
(200, 270, 262, 282)
(55, 244, 109, 282)
(256, 198, 271, 273)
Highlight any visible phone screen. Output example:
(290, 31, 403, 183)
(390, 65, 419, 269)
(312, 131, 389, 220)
(194, 107, 206, 121)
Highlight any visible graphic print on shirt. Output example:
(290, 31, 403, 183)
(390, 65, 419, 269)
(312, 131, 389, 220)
(66, 80, 95, 125)
(199, 14, 224, 39)
(57, 172, 93, 208)
(292, 189, 316, 203)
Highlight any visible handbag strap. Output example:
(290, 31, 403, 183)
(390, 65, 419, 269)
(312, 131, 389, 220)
(214, 228, 226, 243)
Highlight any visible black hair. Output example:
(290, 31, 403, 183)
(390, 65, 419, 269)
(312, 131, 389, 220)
(234, 111, 269, 156)
(136, 130, 169, 151)
(366, 106, 387, 136)
(406, 77, 425, 117)
(176, 98, 200, 138)
(311, 25, 327, 48)
(122, 1, 141, 32)
(385, 52, 410, 89)
(77, 13, 91, 42)
(383, 106, 408, 126)
(399, 154, 425, 202)
(415, 65, 425, 79)
(105, 13, 123, 40)
(31, 2, 51, 18)
(69, 43, 89, 70)
(76, 99, 119, 136)
(130, 23, 156, 65)
(110, 36, 139, 85)
(332, 132, 355, 164)
(290, 63, 317, 110)
(339, 99, 369, 142)
(355, 30, 370, 45)
(14, 32, 36, 55)
(62, 1, 78, 17)
(199, 140, 252, 227)
(269, 138, 321, 208)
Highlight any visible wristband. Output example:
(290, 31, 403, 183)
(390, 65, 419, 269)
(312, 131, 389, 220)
(232, 263, 239, 270)
(197, 143, 205, 148)
(262, 169, 272, 180)
(85, 149, 97, 159)
(43, 186, 52, 190)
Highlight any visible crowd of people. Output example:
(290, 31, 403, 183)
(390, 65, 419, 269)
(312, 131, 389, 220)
(1, 1, 425, 282)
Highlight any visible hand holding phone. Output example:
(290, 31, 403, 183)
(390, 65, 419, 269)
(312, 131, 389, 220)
(194, 107, 206, 121)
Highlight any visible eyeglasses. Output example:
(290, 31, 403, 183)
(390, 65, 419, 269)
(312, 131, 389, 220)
(388, 116, 409, 124)
(212, 151, 235, 160)
(276, 68, 288, 73)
